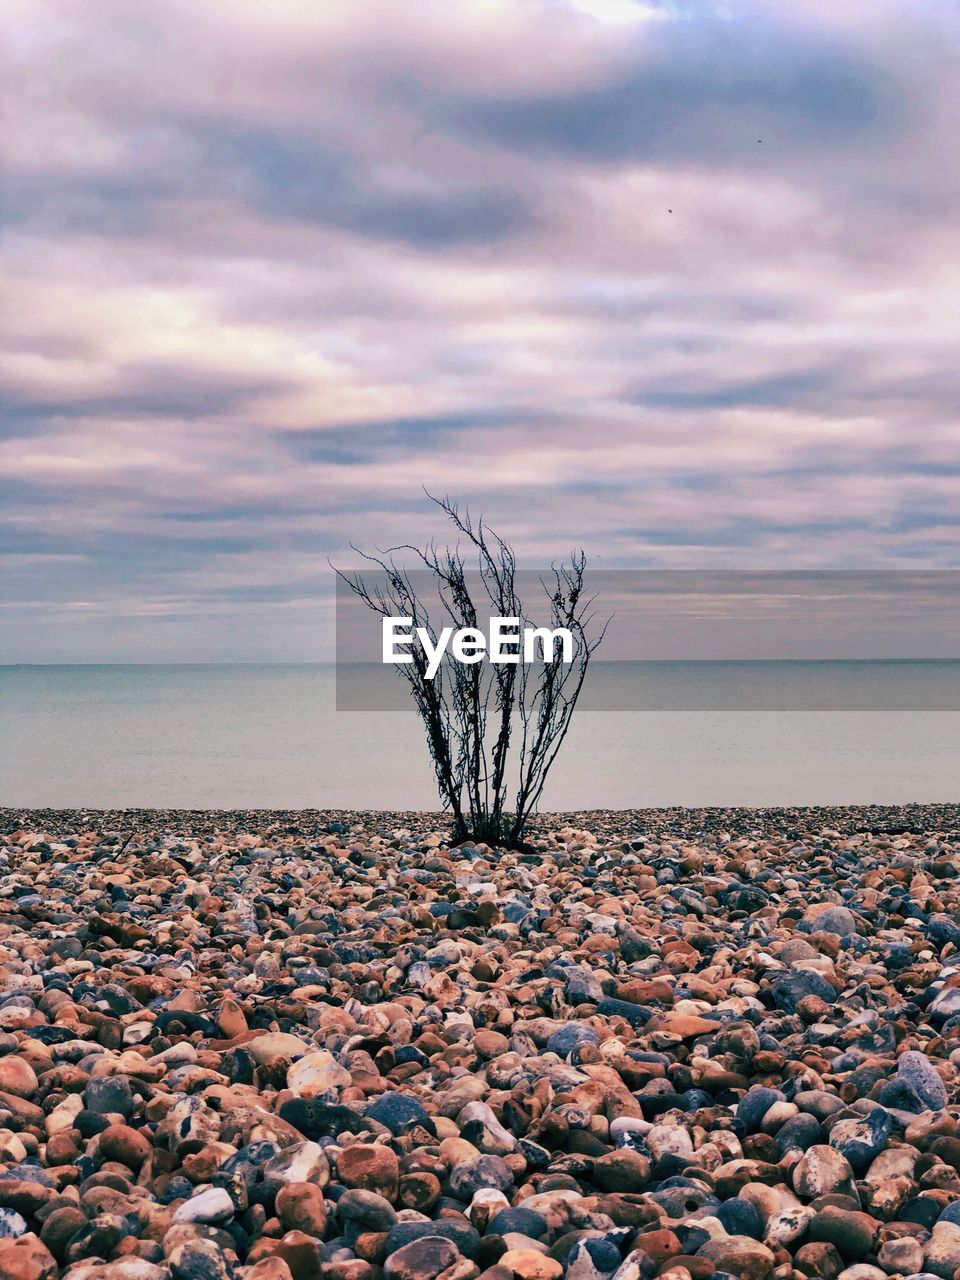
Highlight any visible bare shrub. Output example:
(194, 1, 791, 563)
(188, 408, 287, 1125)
(335, 495, 607, 848)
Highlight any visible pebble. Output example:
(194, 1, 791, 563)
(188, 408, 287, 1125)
(383, 1236, 459, 1280)
(171, 1187, 235, 1225)
(0, 803, 958, 1280)
(897, 1049, 949, 1110)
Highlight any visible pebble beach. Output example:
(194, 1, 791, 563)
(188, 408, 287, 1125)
(2, 805, 960, 1280)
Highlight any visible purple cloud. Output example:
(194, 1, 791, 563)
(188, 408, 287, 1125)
(2, 0, 959, 659)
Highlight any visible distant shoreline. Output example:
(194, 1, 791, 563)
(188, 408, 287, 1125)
(4, 802, 959, 843)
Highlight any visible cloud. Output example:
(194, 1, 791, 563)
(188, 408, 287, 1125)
(1, 0, 959, 659)
(443, 16, 904, 164)
(2, 361, 293, 432)
(197, 123, 536, 247)
(2, 127, 535, 250)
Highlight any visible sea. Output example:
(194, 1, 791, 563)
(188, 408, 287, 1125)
(1, 662, 958, 811)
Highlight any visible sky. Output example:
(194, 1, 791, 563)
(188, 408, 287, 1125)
(2, 0, 959, 661)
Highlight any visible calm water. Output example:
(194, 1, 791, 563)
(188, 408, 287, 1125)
(1, 663, 958, 810)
